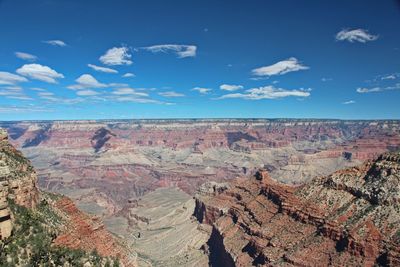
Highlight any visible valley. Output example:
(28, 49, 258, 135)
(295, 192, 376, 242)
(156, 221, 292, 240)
(1, 119, 400, 266)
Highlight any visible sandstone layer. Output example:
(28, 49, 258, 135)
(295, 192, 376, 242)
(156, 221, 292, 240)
(194, 152, 400, 266)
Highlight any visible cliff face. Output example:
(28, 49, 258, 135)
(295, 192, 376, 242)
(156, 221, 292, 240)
(0, 128, 136, 266)
(0, 128, 39, 240)
(52, 197, 136, 266)
(195, 152, 400, 266)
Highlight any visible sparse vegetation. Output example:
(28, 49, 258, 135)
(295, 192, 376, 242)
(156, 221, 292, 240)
(0, 198, 120, 266)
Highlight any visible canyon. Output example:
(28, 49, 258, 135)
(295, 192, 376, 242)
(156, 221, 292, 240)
(0, 119, 399, 266)
(194, 152, 400, 266)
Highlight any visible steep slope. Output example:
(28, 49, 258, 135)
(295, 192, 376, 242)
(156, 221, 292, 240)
(0, 128, 136, 266)
(194, 152, 400, 266)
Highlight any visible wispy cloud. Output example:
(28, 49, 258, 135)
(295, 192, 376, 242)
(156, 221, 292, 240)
(15, 52, 37, 61)
(219, 84, 243, 91)
(16, 64, 64, 83)
(321, 77, 333, 82)
(113, 96, 161, 104)
(122, 72, 135, 78)
(35, 90, 84, 104)
(158, 91, 185, 97)
(216, 86, 311, 100)
(192, 87, 212, 94)
(99, 46, 132, 65)
(37, 91, 54, 97)
(68, 74, 106, 90)
(381, 73, 399, 80)
(88, 64, 118, 73)
(0, 71, 28, 85)
(142, 44, 197, 58)
(31, 87, 46, 91)
(76, 89, 100, 96)
(336, 29, 378, 43)
(342, 100, 355, 104)
(43, 40, 67, 47)
(0, 85, 32, 100)
(356, 83, 400, 93)
(0, 106, 53, 113)
(251, 58, 309, 77)
(111, 88, 149, 97)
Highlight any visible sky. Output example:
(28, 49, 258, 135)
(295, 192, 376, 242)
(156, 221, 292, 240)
(0, 0, 400, 120)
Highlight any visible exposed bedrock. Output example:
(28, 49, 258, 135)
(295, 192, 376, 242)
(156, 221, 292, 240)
(195, 152, 400, 266)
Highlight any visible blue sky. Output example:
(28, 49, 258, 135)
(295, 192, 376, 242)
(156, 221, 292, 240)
(0, 0, 399, 120)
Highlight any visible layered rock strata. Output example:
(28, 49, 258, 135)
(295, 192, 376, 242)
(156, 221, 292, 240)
(195, 152, 400, 266)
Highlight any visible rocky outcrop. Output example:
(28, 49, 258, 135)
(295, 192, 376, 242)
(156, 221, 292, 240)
(53, 197, 136, 266)
(195, 152, 400, 266)
(0, 129, 39, 240)
(0, 128, 136, 266)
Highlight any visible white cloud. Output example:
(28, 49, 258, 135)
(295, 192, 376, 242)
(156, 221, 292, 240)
(88, 64, 118, 73)
(76, 89, 100, 96)
(16, 64, 64, 83)
(15, 52, 37, 61)
(31, 87, 47, 91)
(192, 87, 212, 94)
(68, 74, 106, 90)
(321, 77, 333, 82)
(356, 83, 400, 93)
(158, 91, 185, 97)
(114, 96, 161, 104)
(2, 86, 22, 91)
(0, 85, 32, 100)
(381, 74, 397, 80)
(99, 46, 132, 65)
(252, 57, 309, 77)
(142, 44, 197, 58)
(122, 73, 135, 78)
(0, 106, 52, 113)
(37, 91, 54, 97)
(216, 86, 311, 100)
(43, 40, 67, 47)
(336, 29, 378, 43)
(0, 71, 28, 85)
(112, 88, 149, 97)
(342, 100, 355, 105)
(5, 95, 33, 100)
(109, 83, 129, 87)
(219, 84, 243, 91)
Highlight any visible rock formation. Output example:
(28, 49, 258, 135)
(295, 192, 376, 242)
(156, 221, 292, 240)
(0, 128, 39, 240)
(0, 128, 136, 266)
(194, 152, 400, 266)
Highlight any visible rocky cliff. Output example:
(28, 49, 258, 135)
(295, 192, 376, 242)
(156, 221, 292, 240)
(0, 128, 136, 266)
(194, 152, 400, 266)
(0, 128, 39, 240)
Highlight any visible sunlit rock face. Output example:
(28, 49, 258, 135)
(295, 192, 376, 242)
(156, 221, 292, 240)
(0, 128, 39, 240)
(194, 152, 400, 266)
